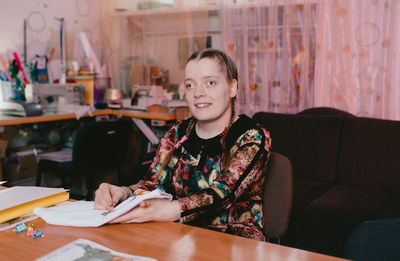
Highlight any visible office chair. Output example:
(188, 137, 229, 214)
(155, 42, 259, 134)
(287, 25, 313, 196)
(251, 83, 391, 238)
(263, 152, 293, 243)
(72, 117, 132, 200)
(36, 117, 132, 200)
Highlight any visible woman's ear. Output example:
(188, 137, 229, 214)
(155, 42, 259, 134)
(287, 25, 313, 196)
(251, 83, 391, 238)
(230, 79, 238, 98)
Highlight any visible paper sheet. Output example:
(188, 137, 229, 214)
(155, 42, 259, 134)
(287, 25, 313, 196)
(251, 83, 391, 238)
(34, 189, 172, 227)
(35, 238, 156, 261)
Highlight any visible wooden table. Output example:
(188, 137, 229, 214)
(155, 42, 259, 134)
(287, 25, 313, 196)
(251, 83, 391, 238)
(0, 218, 347, 261)
(0, 109, 176, 126)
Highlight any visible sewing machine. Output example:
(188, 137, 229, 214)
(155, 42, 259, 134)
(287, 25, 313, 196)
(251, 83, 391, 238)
(0, 81, 43, 117)
(25, 83, 86, 111)
(0, 101, 43, 117)
(128, 85, 167, 111)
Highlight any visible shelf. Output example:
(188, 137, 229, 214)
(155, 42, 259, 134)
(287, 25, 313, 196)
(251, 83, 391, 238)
(112, 5, 219, 17)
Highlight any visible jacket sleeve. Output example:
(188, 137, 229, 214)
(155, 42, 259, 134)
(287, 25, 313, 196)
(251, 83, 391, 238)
(177, 127, 271, 223)
(130, 124, 179, 192)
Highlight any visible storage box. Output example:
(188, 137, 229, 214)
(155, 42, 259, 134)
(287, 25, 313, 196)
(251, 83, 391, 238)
(2, 147, 38, 183)
(175, 107, 191, 121)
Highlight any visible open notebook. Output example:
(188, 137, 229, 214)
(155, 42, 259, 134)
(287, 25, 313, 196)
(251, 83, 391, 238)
(34, 189, 172, 227)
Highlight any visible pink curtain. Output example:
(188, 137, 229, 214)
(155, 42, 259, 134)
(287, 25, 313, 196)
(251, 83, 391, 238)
(315, 0, 400, 120)
(222, 0, 400, 120)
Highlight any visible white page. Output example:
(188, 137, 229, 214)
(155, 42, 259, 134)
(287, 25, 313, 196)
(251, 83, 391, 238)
(34, 189, 172, 227)
(36, 149, 72, 163)
(35, 238, 157, 261)
(0, 186, 68, 211)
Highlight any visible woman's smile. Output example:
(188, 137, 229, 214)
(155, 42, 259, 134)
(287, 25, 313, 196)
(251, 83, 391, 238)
(194, 102, 212, 109)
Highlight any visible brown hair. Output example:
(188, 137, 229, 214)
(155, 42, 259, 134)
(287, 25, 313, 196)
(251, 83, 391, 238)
(158, 48, 238, 175)
(186, 48, 238, 85)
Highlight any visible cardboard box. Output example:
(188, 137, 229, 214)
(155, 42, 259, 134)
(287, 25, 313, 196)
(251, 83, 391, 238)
(175, 107, 191, 121)
(2, 147, 38, 183)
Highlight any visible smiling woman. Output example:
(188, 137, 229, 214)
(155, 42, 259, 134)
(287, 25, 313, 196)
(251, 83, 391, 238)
(184, 51, 237, 139)
(94, 48, 272, 241)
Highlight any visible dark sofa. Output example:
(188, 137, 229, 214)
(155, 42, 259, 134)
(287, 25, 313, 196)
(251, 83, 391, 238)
(253, 107, 400, 257)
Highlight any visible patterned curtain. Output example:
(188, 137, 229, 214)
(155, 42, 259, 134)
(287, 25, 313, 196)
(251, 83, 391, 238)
(222, 0, 318, 116)
(222, 0, 400, 120)
(314, 0, 400, 120)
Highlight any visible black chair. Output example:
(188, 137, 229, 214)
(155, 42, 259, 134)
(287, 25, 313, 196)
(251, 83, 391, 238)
(36, 117, 132, 200)
(72, 117, 132, 200)
(263, 152, 293, 243)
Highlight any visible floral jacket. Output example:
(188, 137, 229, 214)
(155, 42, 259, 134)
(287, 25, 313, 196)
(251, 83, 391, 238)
(132, 114, 271, 240)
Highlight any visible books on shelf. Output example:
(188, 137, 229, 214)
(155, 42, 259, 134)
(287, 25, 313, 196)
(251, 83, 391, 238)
(0, 186, 69, 224)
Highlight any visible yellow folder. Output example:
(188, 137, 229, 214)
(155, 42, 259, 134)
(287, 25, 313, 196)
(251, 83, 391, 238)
(0, 187, 69, 224)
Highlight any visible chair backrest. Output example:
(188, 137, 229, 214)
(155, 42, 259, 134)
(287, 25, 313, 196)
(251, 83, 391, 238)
(72, 117, 132, 199)
(263, 152, 293, 240)
(73, 118, 132, 171)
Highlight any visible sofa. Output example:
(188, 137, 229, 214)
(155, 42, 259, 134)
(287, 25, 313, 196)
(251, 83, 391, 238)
(253, 107, 400, 257)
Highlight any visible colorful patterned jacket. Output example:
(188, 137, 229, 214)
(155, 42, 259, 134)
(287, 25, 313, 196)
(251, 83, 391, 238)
(132, 114, 271, 240)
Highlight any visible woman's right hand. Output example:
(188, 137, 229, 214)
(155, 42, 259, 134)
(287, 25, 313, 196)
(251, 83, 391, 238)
(94, 183, 131, 211)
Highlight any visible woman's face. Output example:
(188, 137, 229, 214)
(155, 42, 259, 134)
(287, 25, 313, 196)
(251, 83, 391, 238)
(184, 57, 237, 124)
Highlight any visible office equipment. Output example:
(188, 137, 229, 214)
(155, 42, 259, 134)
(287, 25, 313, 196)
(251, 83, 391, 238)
(0, 101, 43, 117)
(129, 84, 167, 111)
(25, 83, 86, 111)
(0, 186, 69, 223)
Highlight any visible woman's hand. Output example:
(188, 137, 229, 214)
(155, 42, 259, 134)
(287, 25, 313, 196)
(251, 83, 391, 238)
(94, 183, 131, 211)
(109, 199, 181, 223)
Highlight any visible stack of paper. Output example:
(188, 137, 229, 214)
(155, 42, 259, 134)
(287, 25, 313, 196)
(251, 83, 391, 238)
(0, 186, 69, 223)
(34, 189, 172, 227)
(36, 149, 72, 163)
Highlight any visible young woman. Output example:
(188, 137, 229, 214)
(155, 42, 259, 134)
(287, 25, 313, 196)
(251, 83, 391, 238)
(94, 49, 271, 240)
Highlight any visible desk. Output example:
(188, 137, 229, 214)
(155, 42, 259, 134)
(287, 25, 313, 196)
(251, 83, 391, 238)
(0, 219, 347, 261)
(0, 109, 176, 146)
(0, 109, 176, 127)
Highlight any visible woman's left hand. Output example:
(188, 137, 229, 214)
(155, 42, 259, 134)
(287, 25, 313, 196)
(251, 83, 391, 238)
(109, 199, 181, 223)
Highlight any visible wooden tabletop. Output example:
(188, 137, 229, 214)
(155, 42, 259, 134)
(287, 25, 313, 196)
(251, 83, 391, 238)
(0, 218, 347, 261)
(0, 109, 176, 126)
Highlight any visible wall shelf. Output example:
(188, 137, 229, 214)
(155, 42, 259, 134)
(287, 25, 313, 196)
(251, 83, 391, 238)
(111, 5, 219, 17)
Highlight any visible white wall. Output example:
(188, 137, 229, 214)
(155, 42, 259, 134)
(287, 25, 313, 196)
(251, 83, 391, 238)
(0, 0, 101, 82)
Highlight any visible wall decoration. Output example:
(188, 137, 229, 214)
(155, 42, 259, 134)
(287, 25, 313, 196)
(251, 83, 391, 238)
(27, 11, 46, 33)
(76, 0, 91, 17)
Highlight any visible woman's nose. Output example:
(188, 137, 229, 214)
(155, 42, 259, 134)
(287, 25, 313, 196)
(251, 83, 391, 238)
(194, 85, 206, 97)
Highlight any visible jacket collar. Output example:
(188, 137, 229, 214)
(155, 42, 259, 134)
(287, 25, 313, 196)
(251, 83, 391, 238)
(179, 114, 256, 157)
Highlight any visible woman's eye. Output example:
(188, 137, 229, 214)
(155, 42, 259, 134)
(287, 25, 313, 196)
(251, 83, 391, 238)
(185, 83, 193, 89)
(207, 81, 216, 86)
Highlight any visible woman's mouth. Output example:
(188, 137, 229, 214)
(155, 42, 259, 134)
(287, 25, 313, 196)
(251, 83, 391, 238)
(195, 103, 211, 108)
